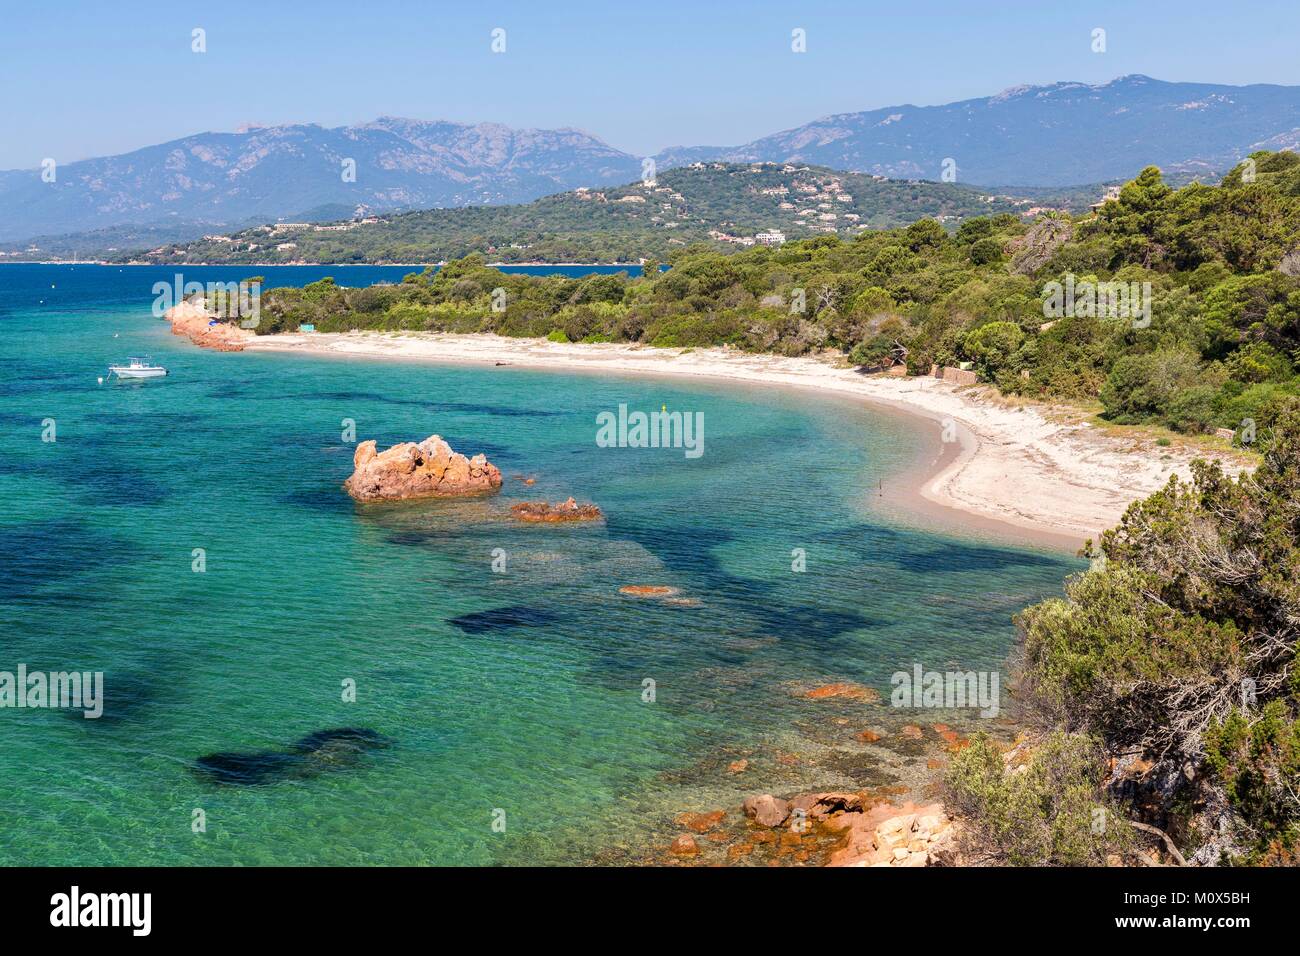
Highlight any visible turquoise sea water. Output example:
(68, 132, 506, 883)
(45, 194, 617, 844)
(0, 264, 1080, 865)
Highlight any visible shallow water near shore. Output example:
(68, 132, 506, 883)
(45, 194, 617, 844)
(0, 264, 1080, 865)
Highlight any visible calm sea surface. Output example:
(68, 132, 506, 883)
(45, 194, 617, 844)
(0, 264, 1079, 864)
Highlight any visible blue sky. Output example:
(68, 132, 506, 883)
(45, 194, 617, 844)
(2, 0, 1298, 169)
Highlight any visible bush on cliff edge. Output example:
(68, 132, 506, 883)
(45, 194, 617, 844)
(945, 732, 1135, 866)
(1013, 402, 1300, 863)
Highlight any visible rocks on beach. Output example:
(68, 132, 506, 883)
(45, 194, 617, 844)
(742, 794, 791, 828)
(738, 790, 959, 867)
(344, 435, 502, 502)
(824, 801, 959, 867)
(509, 497, 603, 522)
(164, 299, 251, 352)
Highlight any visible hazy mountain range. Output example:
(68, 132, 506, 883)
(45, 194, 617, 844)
(3, 75, 1300, 249)
(0, 119, 642, 244)
(657, 75, 1300, 185)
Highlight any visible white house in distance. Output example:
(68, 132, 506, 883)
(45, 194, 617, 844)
(1089, 185, 1124, 211)
(755, 229, 786, 245)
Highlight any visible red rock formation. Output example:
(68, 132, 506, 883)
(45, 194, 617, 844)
(165, 299, 251, 352)
(344, 435, 502, 502)
(509, 497, 603, 522)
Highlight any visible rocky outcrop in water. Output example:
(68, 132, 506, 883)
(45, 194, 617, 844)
(165, 298, 251, 352)
(345, 435, 502, 502)
(509, 497, 603, 522)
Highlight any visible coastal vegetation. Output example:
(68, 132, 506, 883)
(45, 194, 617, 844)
(977, 403, 1300, 864)
(247, 151, 1300, 439)
(945, 731, 1135, 865)
(938, 404, 1300, 867)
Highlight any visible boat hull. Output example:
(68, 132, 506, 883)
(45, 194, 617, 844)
(109, 367, 167, 378)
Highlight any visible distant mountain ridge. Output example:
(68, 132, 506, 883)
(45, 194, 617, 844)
(653, 76, 1300, 186)
(4, 75, 1300, 246)
(0, 118, 641, 243)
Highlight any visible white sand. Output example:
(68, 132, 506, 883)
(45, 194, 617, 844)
(246, 331, 1246, 550)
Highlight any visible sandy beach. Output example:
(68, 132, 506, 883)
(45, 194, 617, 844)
(243, 330, 1247, 551)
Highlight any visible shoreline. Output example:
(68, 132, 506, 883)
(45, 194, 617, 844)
(236, 330, 1246, 551)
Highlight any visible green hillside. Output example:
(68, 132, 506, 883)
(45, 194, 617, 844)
(121, 163, 1070, 265)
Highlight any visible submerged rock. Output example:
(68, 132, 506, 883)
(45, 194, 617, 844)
(193, 727, 391, 786)
(675, 810, 727, 834)
(801, 682, 882, 703)
(449, 605, 558, 634)
(193, 750, 300, 786)
(345, 435, 502, 502)
(509, 497, 603, 522)
(618, 585, 680, 598)
(669, 834, 700, 857)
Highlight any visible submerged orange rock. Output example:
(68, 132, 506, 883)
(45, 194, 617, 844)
(344, 435, 502, 502)
(669, 834, 699, 857)
(803, 682, 881, 702)
(618, 585, 680, 598)
(675, 810, 726, 833)
(510, 497, 603, 522)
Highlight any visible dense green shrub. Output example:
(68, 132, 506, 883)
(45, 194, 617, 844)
(945, 732, 1135, 866)
(969, 236, 1004, 265)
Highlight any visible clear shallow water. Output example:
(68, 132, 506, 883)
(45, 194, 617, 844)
(0, 264, 1080, 865)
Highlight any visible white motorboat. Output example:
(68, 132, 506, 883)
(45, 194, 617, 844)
(107, 358, 168, 379)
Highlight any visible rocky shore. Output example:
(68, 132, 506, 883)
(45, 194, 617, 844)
(344, 435, 503, 502)
(164, 299, 251, 352)
(644, 721, 1196, 868)
(741, 792, 959, 866)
